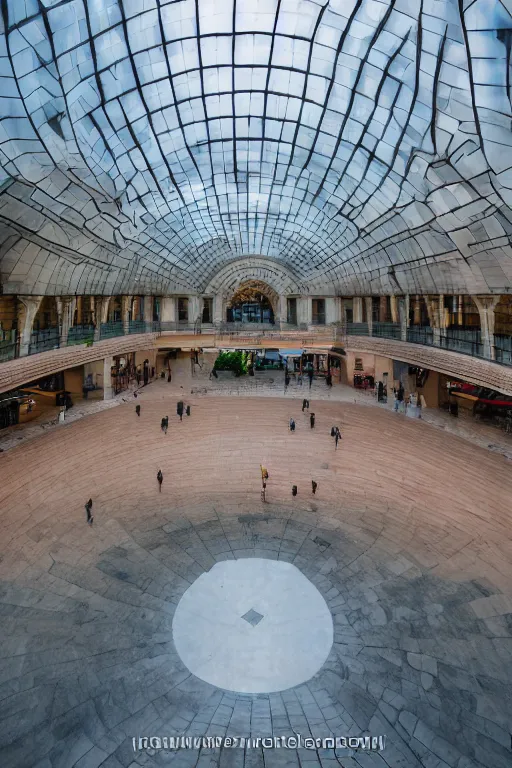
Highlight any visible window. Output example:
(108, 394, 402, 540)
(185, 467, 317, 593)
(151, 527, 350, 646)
(153, 297, 161, 322)
(287, 298, 297, 325)
(202, 298, 213, 324)
(312, 299, 326, 325)
(178, 298, 189, 323)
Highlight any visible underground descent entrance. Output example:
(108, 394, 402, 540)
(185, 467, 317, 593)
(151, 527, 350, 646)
(172, 559, 333, 693)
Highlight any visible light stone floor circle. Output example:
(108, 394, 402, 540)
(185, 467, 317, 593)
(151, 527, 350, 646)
(172, 558, 334, 693)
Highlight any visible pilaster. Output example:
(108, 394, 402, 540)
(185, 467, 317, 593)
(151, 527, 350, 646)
(17, 295, 43, 356)
(473, 295, 500, 360)
(364, 297, 373, 336)
(55, 296, 75, 347)
(353, 297, 363, 324)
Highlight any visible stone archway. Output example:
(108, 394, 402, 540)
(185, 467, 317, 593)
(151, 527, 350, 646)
(226, 280, 280, 322)
(202, 257, 302, 324)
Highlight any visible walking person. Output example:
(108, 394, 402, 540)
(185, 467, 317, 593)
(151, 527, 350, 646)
(335, 427, 341, 450)
(164, 416, 169, 434)
(308, 369, 314, 388)
(310, 412, 315, 429)
(292, 485, 297, 497)
(157, 469, 163, 492)
(302, 398, 308, 412)
(85, 498, 93, 526)
(289, 418, 295, 432)
(311, 481, 317, 495)
(186, 405, 191, 417)
(167, 366, 172, 383)
(161, 416, 167, 433)
(285, 373, 290, 389)
(177, 401, 184, 421)
(135, 404, 141, 417)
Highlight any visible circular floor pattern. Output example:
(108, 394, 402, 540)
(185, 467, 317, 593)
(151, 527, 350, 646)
(0, 397, 511, 768)
(172, 558, 333, 693)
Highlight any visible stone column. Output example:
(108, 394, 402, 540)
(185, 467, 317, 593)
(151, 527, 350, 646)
(379, 296, 387, 322)
(398, 295, 410, 341)
(103, 356, 114, 400)
(390, 295, 399, 323)
(278, 294, 287, 327)
(213, 294, 224, 325)
(189, 296, 201, 326)
(426, 295, 441, 346)
(143, 296, 153, 329)
(364, 297, 373, 336)
(353, 296, 363, 323)
(413, 295, 422, 325)
(473, 295, 500, 360)
(121, 295, 132, 335)
(55, 296, 75, 347)
(160, 296, 176, 324)
(17, 295, 43, 356)
(94, 297, 112, 341)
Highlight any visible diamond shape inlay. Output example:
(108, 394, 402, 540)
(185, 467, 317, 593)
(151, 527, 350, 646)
(241, 608, 264, 627)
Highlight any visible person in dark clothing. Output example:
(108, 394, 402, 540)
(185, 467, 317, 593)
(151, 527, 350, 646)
(302, 398, 308, 412)
(167, 366, 172, 383)
(157, 469, 163, 492)
(177, 401, 184, 421)
(186, 405, 191, 416)
(330, 426, 335, 437)
(161, 417, 167, 433)
(292, 485, 297, 497)
(164, 416, 169, 433)
(308, 370, 314, 388)
(289, 418, 295, 431)
(310, 412, 315, 428)
(326, 374, 332, 387)
(135, 404, 141, 417)
(85, 499, 93, 526)
(311, 481, 317, 494)
(377, 381, 384, 402)
(335, 428, 341, 449)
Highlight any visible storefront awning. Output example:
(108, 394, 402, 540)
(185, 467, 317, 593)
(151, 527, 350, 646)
(278, 349, 303, 357)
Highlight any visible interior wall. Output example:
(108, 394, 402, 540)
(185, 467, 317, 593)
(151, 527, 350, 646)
(64, 366, 84, 396)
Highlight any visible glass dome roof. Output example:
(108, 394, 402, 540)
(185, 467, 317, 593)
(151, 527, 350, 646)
(0, 0, 511, 296)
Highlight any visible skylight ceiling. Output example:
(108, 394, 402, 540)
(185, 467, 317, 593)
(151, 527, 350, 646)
(0, 0, 512, 297)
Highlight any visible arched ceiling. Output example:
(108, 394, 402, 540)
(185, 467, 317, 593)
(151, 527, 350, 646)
(0, 0, 512, 297)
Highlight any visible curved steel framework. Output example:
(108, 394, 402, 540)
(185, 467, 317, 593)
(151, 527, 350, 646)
(0, 0, 511, 296)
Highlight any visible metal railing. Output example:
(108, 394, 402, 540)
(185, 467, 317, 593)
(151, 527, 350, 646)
(373, 322, 401, 339)
(2, 318, 511, 369)
(67, 324, 95, 345)
(29, 328, 60, 355)
(0, 339, 17, 362)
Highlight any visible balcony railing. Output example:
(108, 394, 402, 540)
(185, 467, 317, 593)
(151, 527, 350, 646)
(1, 319, 510, 368)
(67, 325, 95, 345)
(29, 328, 60, 355)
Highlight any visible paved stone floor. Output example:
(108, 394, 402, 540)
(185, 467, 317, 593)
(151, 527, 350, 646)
(0, 390, 511, 768)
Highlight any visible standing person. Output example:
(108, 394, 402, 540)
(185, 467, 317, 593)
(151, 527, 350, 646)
(285, 373, 291, 389)
(167, 365, 172, 383)
(85, 499, 93, 526)
(393, 390, 400, 412)
(177, 401, 184, 421)
(292, 485, 297, 497)
(310, 412, 315, 429)
(136, 367, 141, 386)
(335, 427, 341, 449)
(289, 418, 295, 432)
(135, 404, 141, 417)
(308, 369, 314, 388)
(186, 405, 191, 417)
(157, 469, 163, 492)
(311, 481, 317, 495)
(164, 416, 169, 434)
(161, 416, 167, 433)
(302, 398, 308, 412)
(377, 381, 384, 402)
(326, 373, 332, 388)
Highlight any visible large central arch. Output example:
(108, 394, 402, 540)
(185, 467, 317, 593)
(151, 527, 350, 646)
(203, 257, 303, 323)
